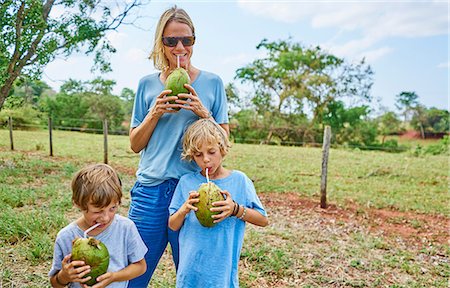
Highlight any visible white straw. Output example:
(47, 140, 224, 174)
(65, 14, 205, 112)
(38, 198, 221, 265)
(84, 223, 101, 238)
(205, 168, 209, 184)
(177, 55, 180, 68)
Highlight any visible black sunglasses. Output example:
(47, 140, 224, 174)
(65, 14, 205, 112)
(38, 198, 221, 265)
(162, 36, 196, 47)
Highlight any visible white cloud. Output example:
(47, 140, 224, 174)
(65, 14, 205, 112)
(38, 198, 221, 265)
(220, 51, 266, 66)
(125, 48, 148, 62)
(238, 1, 448, 37)
(359, 46, 394, 63)
(437, 61, 450, 68)
(106, 31, 128, 49)
(238, 1, 448, 62)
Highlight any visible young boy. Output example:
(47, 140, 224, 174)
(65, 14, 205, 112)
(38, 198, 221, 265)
(169, 119, 269, 288)
(49, 163, 147, 287)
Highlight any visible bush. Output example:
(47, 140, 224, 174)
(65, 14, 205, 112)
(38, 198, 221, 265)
(424, 136, 449, 155)
(0, 105, 45, 129)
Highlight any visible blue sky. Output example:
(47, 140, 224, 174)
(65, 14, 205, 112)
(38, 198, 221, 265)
(43, 0, 449, 113)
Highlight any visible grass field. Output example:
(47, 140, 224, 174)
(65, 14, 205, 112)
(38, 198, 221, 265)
(0, 129, 448, 287)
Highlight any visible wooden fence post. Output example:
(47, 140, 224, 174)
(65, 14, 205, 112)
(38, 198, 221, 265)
(320, 125, 331, 208)
(103, 119, 108, 164)
(8, 116, 14, 150)
(48, 117, 53, 156)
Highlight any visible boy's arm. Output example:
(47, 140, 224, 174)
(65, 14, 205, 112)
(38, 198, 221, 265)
(235, 205, 269, 227)
(95, 259, 146, 285)
(50, 254, 91, 287)
(50, 272, 68, 288)
(168, 209, 187, 231)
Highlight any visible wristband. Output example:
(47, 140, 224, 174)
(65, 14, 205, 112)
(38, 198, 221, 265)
(232, 201, 238, 216)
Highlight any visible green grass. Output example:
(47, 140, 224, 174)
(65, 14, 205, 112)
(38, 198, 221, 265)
(0, 129, 449, 287)
(1, 129, 448, 214)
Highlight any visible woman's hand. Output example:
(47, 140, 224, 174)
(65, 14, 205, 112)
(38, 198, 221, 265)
(176, 84, 211, 119)
(149, 89, 181, 118)
(211, 190, 234, 223)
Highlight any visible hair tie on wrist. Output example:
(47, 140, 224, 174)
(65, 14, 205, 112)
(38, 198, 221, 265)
(238, 206, 247, 220)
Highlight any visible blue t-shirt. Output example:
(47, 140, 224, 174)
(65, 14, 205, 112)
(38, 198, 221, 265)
(48, 214, 148, 288)
(169, 170, 267, 288)
(130, 70, 229, 186)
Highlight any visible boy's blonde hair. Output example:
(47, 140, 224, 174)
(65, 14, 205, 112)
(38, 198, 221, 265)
(71, 163, 122, 211)
(150, 5, 195, 71)
(182, 119, 231, 161)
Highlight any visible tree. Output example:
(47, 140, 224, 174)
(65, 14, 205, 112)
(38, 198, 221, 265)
(0, 0, 146, 110)
(4, 77, 53, 108)
(377, 111, 402, 144)
(235, 39, 373, 124)
(411, 106, 449, 138)
(40, 77, 125, 132)
(395, 91, 419, 122)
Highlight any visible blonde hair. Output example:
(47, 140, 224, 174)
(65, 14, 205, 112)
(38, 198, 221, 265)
(150, 5, 195, 71)
(182, 119, 231, 161)
(71, 163, 122, 211)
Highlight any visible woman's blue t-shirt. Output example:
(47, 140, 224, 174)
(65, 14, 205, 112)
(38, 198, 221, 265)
(130, 71, 229, 186)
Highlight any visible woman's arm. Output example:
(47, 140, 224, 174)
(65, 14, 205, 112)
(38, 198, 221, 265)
(130, 90, 178, 153)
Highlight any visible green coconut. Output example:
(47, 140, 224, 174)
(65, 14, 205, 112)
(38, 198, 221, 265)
(165, 67, 190, 109)
(193, 182, 225, 227)
(72, 237, 110, 286)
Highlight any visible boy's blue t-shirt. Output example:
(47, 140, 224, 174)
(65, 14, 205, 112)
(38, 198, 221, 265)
(130, 70, 229, 186)
(48, 214, 148, 288)
(169, 170, 267, 288)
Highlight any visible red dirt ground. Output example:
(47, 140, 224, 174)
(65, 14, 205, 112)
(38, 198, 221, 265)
(260, 192, 449, 246)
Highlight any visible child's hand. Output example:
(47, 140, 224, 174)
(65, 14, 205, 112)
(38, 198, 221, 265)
(211, 190, 234, 223)
(59, 254, 92, 285)
(81, 271, 113, 288)
(180, 191, 200, 215)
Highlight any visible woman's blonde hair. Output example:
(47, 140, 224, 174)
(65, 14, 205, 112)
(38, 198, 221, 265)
(182, 119, 231, 161)
(71, 163, 122, 211)
(150, 5, 195, 71)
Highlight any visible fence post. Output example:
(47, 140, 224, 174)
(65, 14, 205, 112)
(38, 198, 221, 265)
(103, 119, 108, 164)
(320, 125, 331, 208)
(8, 116, 14, 150)
(48, 117, 53, 156)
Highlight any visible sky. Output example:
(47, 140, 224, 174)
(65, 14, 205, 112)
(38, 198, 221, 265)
(42, 0, 449, 113)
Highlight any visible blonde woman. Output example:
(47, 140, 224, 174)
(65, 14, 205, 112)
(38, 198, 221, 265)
(128, 5, 229, 287)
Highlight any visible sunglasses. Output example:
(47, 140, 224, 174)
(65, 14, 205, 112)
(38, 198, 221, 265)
(162, 36, 196, 47)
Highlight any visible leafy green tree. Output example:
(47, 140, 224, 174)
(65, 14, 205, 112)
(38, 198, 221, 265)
(411, 107, 449, 137)
(0, 0, 145, 110)
(120, 87, 135, 117)
(40, 77, 125, 132)
(235, 39, 373, 125)
(395, 91, 419, 122)
(4, 77, 53, 109)
(377, 111, 402, 144)
(322, 100, 373, 145)
(225, 82, 242, 111)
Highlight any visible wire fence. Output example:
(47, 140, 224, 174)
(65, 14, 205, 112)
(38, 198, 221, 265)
(2, 116, 416, 156)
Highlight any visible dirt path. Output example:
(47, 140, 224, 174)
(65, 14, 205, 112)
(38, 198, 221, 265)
(261, 192, 449, 246)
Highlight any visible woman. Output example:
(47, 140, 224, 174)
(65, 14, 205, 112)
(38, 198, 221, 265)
(127, 5, 229, 287)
